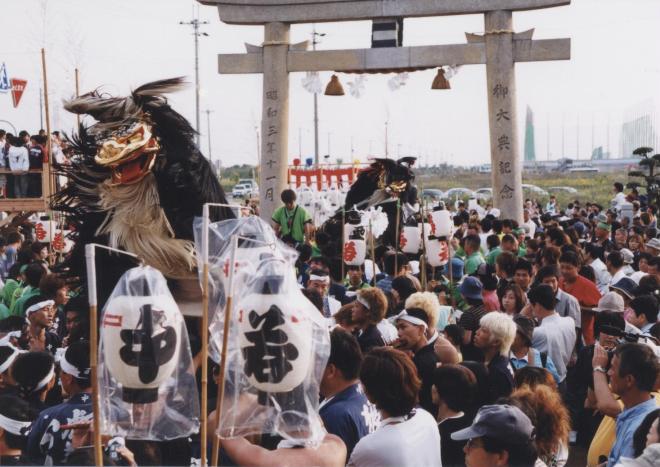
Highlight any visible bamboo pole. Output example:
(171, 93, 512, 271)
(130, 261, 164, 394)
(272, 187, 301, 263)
(369, 220, 376, 285)
(85, 243, 140, 467)
(199, 203, 242, 466)
(394, 199, 401, 273)
(40, 49, 53, 209)
(341, 208, 345, 281)
(211, 235, 238, 466)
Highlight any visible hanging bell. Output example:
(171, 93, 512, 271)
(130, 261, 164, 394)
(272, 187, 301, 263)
(431, 68, 451, 90)
(325, 74, 345, 96)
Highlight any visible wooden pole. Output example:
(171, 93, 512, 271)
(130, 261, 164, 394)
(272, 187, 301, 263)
(75, 68, 81, 128)
(85, 245, 102, 467)
(369, 220, 376, 285)
(40, 49, 53, 209)
(394, 199, 400, 273)
(211, 235, 238, 466)
(85, 244, 140, 467)
(200, 205, 210, 467)
(341, 208, 345, 281)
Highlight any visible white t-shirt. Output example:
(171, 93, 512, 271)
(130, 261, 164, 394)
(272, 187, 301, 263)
(348, 409, 441, 467)
(7, 146, 29, 172)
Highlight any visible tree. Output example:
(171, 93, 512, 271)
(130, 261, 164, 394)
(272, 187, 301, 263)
(628, 146, 660, 207)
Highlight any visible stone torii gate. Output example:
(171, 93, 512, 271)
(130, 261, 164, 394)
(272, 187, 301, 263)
(199, 0, 571, 223)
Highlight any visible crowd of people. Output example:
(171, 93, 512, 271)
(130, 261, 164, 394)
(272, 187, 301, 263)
(0, 128, 70, 199)
(0, 178, 659, 466)
(267, 184, 660, 467)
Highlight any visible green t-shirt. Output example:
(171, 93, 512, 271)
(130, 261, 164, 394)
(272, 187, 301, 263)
(272, 205, 312, 243)
(11, 286, 39, 317)
(464, 251, 485, 275)
(486, 246, 502, 266)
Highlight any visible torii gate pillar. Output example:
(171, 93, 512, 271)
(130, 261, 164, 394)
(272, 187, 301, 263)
(261, 22, 291, 218)
(485, 10, 522, 222)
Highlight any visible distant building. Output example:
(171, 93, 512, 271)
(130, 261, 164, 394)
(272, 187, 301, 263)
(524, 106, 536, 162)
(619, 101, 656, 158)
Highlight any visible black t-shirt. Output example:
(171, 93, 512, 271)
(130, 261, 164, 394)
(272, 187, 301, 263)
(28, 145, 43, 169)
(413, 343, 439, 414)
(355, 324, 385, 354)
(438, 414, 473, 467)
(486, 354, 515, 403)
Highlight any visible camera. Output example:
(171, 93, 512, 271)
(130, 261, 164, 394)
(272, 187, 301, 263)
(105, 437, 129, 466)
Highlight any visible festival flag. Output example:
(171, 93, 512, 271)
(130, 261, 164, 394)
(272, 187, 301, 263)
(10, 79, 27, 108)
(0, 63, 9, 92)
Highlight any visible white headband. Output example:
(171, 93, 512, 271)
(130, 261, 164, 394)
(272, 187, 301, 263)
(58, 353, 90, 379)
(32, 366, 55, 393)
(0, 413, 32, 436)
(25, 300, 55, 316)
(395, 310, 428, 329)
(357, 295, 371, 310)
(309, 274, 329, 283)
(0, 331, 21, 346)
(0, 345, 21, 375)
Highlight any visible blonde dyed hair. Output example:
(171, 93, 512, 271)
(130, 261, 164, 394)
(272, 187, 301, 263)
(478, 312, 517, 355)
(405, 292, 440, 329)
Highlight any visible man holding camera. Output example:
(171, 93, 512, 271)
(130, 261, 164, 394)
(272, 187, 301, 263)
(591, 342, 660, 466)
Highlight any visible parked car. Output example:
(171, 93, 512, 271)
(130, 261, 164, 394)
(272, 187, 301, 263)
(232, 184, 249, 198)
(475, 187, 493, 200)
(522, 184, 549, 197)
(443, 187, 475, 200)
(548, 186, 579, 194)
(422, 188, 444, 203)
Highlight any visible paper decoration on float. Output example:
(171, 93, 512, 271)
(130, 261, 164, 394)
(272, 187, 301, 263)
(98, 265, 199, 440)
(347, 75, 367, 98)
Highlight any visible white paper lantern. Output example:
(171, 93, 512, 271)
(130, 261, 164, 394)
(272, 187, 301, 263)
(237, 278, 313, 393)
(430, 209, 453, 237)
(419, 222, 432, 241)
(102, 294, 182, 403)
(34, 220, 57, 243)
(401, 225, 421, 253)
(343, 239, 366, 266)
(426, 239, 450, 267)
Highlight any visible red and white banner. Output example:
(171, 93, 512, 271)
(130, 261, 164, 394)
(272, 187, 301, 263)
(10, 78, 27, 108)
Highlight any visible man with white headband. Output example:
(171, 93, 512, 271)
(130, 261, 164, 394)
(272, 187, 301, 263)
(306, 268, 333, 316)
(395, 308, 438, 414)
(0, 395, 35, 465)
(23, 295, 59, 355)
(27, 340, 92, 465)
(0, 344, 21, 393)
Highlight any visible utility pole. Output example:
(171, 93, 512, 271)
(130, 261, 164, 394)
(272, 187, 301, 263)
(312, 25, 325, 167)
(204, 109, 214, 164)
(179, 16, 209, 148)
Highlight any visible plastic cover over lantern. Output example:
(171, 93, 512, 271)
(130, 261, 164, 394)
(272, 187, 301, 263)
(98, 265, 199, 440)
(193, 216, 330, 446)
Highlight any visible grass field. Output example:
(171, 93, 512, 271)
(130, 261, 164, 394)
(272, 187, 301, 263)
(417, 171, 627, 208)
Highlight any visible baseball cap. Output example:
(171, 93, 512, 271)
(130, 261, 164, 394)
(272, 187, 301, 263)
(459, 276, 483, 301)
(593, 291, 625, 313)
(609, 277, 637, 300)
(451, 404, 535, 445)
